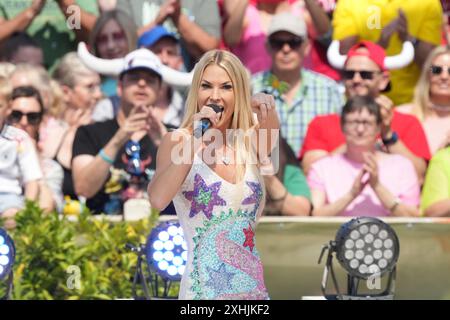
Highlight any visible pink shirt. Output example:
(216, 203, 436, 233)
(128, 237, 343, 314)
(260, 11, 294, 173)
(230, 4, 272, 74)
(397, 104, 450, 155)
(307, 153, 420, 216)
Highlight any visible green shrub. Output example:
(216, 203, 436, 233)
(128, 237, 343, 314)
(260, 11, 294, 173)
(0, 201, 178, 300)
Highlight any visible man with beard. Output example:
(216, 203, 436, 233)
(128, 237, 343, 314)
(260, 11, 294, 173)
(72, 48, 167, 215)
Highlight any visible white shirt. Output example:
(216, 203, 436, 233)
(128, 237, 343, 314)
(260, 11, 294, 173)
(0, 125, 43, 195)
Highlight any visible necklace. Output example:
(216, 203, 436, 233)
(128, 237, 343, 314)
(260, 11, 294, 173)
(221, 144, 232, 166)
(430, 103, 450, 112)
(221, 154, 231, 165)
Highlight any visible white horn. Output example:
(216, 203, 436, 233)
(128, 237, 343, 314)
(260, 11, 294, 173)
(327, 40, 348, 69)
(160, 65, 193, 87)
(384, 41, 414, 70)
(77, 42, 123, 76)
(78, 42, 193, 87)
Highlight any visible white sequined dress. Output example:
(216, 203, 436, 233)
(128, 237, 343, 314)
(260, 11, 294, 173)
(173, 154, 269, 300)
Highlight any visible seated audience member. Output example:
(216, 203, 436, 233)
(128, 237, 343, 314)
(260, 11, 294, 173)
(89, 9, 137, 97)
(252, 12, 344, 156)
(6, 86, 63, 212)
(10, 64, 66, 159)
(93, 25, 185, 129)
(308, 96, 420, 217)
(301, 41, 431, 182)
(0, 78, 43, 228)
(397, 46, 450, 154)
(116, 0, 221, 71)
(51, 52, 103, 200)
(421, 146, 450, 217)
(263, 137, 311, 216)
(72, 49, 169, 215)
(138, 26, 186, 128)
(0, 32, 44, 67)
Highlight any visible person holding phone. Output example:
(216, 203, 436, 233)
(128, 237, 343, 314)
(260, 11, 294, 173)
(71, 48, 168, 215)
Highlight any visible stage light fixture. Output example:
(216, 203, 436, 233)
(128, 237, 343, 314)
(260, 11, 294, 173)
(318, 217, 399, 300)
(0, 228, 15, 299)
(146, 221, 187, 283)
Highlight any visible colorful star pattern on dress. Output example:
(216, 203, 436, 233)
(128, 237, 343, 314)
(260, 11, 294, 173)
(243, 224, 255, 252)
(173, 159, 270, 300)
(183, 173, 226, 220)
(242, 181, 263, 205)
(205, 263, 235, 292)
(242, 181, 263, 215)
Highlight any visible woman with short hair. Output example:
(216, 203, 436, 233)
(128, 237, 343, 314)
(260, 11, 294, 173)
(308, 96, 420, 217)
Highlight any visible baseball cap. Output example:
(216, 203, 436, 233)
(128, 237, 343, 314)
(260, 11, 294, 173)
(119, 48, 162, 79)
(267, 12, 307, 38)
(345, 41, 391, 91)
(137, 26, 178, 48)
(346, 41, 388, 71)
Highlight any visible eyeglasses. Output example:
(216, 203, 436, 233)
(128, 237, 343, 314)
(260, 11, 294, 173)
(341, 70, 381, 80)
(269, 37, 304, 50)
(430, 65, 450, 76)
(8, 110, 42, 125)
(123, 71, 159, 85)
(344, 119, 377, 130)
(97, 31, 126, 45)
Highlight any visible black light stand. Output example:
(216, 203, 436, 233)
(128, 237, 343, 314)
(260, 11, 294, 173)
(318, 241, 397, 300)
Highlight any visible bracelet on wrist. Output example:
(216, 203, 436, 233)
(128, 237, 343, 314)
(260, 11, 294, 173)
(99, 148, 114, 165)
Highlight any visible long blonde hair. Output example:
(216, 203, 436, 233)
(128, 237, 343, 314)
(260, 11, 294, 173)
(89, 9, 137, 57)
(180, 50, 258, 182)
(412, 46, 450, 121)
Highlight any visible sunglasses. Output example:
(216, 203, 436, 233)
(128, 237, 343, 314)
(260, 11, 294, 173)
(269, 37, 304, 50)
(8, 110, 42, 125)
(430, 65, 450, 75)
(341, 70, 381, 80)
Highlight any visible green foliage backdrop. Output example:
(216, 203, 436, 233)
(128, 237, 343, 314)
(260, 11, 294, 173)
(0, 201, 179, 300)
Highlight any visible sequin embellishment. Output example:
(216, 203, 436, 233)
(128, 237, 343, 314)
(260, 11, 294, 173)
(183, 173, 226, 220)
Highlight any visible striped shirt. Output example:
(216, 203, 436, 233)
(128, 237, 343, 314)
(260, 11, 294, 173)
(252, 69, 344, 155)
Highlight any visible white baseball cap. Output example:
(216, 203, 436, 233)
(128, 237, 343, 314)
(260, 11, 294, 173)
(120, 48, 162, 78)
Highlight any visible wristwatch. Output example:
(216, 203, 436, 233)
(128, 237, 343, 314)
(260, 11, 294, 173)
(382, 131, 399, 146)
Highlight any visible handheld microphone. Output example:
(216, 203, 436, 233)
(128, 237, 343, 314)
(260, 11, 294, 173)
(193, 104, 224, 138)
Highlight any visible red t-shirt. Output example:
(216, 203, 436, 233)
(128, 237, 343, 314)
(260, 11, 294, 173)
(299, 112, 432, 161)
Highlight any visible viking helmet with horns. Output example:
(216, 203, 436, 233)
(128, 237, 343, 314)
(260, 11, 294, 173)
(327, 40, 415, 70)
(77, 42, 193, 87)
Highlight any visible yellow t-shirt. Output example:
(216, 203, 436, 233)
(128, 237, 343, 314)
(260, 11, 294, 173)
(421, 147, 450, 214)
(332, 0, 443, 105)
